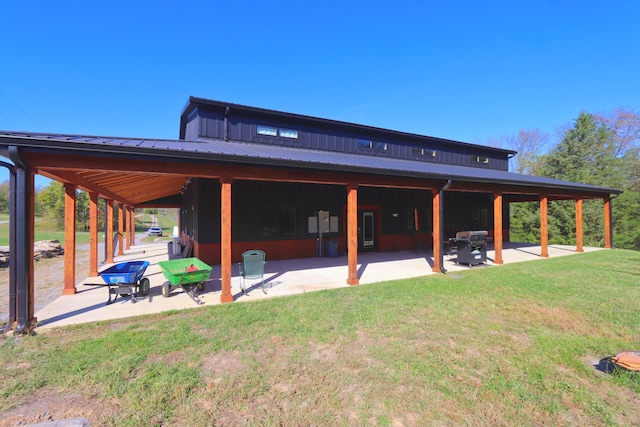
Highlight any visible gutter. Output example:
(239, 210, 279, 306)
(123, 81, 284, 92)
(0, 159, 15, 334)
(8, 146, 29, 333)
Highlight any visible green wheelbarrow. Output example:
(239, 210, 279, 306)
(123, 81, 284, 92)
(158, 257, 212, 305)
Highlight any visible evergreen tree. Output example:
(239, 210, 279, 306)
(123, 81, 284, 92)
(541, 111, 618, 186)
(538, 112, 618, 247)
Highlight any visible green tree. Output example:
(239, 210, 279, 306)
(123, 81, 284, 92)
(0, 180, 9, 214)
(538, 112, 617, 247)
(540, 111, 619, 186)
(36, 181, 91, 231)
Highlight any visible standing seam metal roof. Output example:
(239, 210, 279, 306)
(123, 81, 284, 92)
(0, 131, 621, 195)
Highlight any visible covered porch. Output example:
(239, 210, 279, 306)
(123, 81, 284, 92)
(34, 241, 604, 330)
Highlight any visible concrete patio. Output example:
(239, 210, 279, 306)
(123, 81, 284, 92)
(34, 242, 603, 330)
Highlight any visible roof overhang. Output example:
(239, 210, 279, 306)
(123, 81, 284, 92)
(0, 131, 621, 206)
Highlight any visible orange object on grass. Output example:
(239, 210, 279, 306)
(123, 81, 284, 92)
(611, 351, 640, 371)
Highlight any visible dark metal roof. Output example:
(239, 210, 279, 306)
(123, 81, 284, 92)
(180, 97, 518, 156)
(0, 131, 621, 196)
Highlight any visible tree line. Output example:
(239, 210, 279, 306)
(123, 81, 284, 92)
(501, 108, 640, 250)
(0, 107, 637, 249)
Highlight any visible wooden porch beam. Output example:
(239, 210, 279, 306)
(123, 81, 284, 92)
(117, 203, 124, 256)
(220, 177, 233, 303)
(540, 194, 549, 258)
(63, 183, 77, 295)
(493, 192, 504, 264)
(106, 199, 114, 264)
(347, 183, 359, 285)
(604, 196, 612, 248)
(38, 169, 135, 206)
(89, 192, 98, 277)
(431, 189, 441, 272)
(575, 198, 584, 252)
(125, 205, 131, 251)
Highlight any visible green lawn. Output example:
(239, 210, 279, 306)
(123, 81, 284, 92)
(0, 210, 178, 246)
(1, 249, 639, 425)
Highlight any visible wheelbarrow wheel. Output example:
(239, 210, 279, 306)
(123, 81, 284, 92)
(139, 278, 150, 296)
(197, 281, 205, 292)
(162, 281, 171, 298)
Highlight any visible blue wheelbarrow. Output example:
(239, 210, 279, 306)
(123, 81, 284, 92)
(97, 261, 151, 305)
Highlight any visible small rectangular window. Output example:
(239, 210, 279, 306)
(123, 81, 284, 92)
(358, 139, 387, 151)
(372, 141, 387, 151)
(471, 155, 489, 164)
(257, 125, 277, 137)
(358, 139, 372, 149)
(413, 147, 437, 158)
(278, 128, 298, 139)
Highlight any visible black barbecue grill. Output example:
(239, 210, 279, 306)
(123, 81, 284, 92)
(449, 230, 488, 266)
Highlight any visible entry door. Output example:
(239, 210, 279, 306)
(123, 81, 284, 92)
(360, 211, 376, 250)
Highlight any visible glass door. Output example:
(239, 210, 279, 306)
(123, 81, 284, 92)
(362, 211, 375, 249)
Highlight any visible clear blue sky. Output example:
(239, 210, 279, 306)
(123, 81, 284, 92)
(1, 1, 639, 186)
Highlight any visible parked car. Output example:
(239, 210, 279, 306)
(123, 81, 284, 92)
(148, 226, 163, 236)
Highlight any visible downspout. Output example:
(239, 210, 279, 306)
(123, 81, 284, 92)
(0, 159, 15, 334)
(224, 106, 230, 141)
(8, 146, 29, 333)
(439, 179, 453, 273)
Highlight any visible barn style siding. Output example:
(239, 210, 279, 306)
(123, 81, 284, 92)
(184, 104, 511, 171)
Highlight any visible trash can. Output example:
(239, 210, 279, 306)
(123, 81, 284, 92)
(171, 237, 182, 255)
(325, 240, 339, 258)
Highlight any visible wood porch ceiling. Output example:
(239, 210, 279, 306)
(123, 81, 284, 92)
(39, 168, 187, 207)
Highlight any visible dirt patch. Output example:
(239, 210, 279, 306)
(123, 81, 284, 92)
(0, 249, 89, 325)
(0, 388, 118, 427)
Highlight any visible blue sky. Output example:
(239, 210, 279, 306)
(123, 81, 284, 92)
(1, 1, 639, 186)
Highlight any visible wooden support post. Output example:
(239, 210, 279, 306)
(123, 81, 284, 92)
(575, 198, 584, 252)
(125, 205, 131, 251)
(106, 199, 114, 264)
(63, 183, 77, 295)
(129, 206, 136, 247)
(89, 193, 98, 277)
(493, 192, 504, 264)
(347, 183, 359, 285)
(117, 203, 124, 256)
(540, 194, 549, 258)
(604, 196, 612, 248)
(431, 189, 441, 273)
(220, 177, 234, 303)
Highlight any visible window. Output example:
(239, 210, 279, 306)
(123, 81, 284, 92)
(257, 125, 299, 139)
(261, 206, 297, 237)
(257, 125, 278, 137)
(412, 147, 437, 158)
(358, 139, 387, 151)
(471, 155, 489, 164)
(279, 128, 298, 139)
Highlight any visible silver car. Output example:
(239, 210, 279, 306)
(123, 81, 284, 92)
(148, 226, 163, 236)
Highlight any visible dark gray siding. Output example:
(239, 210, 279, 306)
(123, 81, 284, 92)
(183, 180, 505, 245)
(183, 107, 200, 141)
(195, 107, 510, 171)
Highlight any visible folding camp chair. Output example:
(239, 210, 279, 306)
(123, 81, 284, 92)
(238, 250, 267, 294)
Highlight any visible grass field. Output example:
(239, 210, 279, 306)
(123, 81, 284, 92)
(0, 209, 179, 246)
(1, 249, 639, 425)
